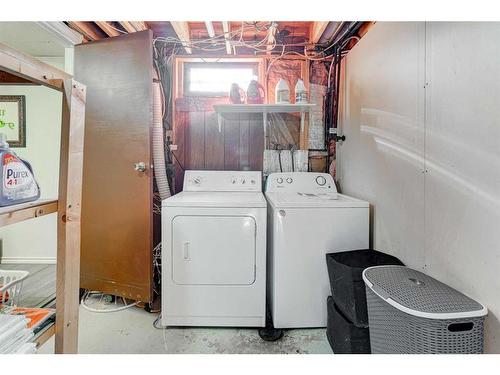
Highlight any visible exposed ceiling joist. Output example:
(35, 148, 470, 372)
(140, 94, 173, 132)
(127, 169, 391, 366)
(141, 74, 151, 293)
(95, 21, 121, 37)
(119, 22, 136, 33)
(68, 21, 103, 41)
(118, 21, 148, 33)
(311, 21, 330, 43)
(170, 22, 192, 54)
(204, 21, 215, 38)
(130, 21, 148, 31)
(221, 21, 232, 55)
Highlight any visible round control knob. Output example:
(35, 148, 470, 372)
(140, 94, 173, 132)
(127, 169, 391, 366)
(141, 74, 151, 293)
(315, 176, 327, 186)
(277, 177, 284, 184)
(286, 177, 293, 184)
(193, 178, 201, 185)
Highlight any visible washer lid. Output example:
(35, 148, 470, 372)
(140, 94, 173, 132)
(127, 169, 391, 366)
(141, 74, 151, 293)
(266, 192, 369, 208)
(363, 266, 487, 319)
(162, 191, 267, 208)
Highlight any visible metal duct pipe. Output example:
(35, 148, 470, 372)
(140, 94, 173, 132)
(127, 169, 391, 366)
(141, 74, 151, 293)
(152, 70, 171, 200)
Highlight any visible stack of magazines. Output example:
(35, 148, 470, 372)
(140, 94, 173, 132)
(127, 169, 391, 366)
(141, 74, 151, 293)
(0, 307, 55, 354)
(0, 314, 35, 353)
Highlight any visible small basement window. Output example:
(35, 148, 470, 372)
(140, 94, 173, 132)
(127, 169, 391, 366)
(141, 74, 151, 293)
(184, 62, 258, 97)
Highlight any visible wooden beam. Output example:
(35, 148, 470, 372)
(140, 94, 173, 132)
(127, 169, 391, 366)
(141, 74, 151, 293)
(118, 22, 148, 34)
(221, 21, 232, 55)
(34, 323, 55, 349)
(68, 22, 103, 41)
(55, 79, 86, 354)
(132, 22, 147, 31)
(311, 21, 330, 43)
(119, 21, 137, 33)
(130, 22, 148, 31)
(0, 42, 70, 91)
(95, 21, 121, 37)
(170, 22, 192, 54)
(205, 21, 215, 38)
(0, 200, 57, 227)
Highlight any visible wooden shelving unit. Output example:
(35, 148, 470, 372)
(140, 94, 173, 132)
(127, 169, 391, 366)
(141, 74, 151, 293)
(0, 42, 86, 354)
(0, 200, 58, 227)
(33, 322, 56, 348)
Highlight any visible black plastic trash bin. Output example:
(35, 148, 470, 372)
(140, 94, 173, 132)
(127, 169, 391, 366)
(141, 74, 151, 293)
(326, 249, 404, 327)
(326, 296, 371, 354)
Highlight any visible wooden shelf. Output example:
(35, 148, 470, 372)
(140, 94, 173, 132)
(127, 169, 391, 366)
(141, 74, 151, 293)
(1, 41, 86, 353)
(33, 321, 55, 348)
(0, 199, 58, 228)
(214, 104, 315, 148)
(214, 103, 315, 113)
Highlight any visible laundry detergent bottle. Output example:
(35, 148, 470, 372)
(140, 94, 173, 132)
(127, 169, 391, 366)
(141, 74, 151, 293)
(0, 133, 40, 206)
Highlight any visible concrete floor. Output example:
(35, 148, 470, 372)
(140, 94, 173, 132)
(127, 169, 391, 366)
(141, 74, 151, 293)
(39, 306, 332, 354)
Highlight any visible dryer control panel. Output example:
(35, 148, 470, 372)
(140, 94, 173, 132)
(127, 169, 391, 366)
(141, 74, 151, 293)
(183, 170, 262, 192)
(265, 172, 337, 193)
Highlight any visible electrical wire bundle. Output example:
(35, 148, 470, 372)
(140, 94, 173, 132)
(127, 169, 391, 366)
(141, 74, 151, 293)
(323, 23, 364, 172)
(80, 290, 139, 313)
(153, 22, 340, 72)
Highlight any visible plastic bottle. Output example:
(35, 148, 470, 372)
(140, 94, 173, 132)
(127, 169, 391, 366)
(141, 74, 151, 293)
(229, 83, 245, 104)
(295, 79, 308, 103)
(275, 78, 290, 104)
(0, 133, 40, 207)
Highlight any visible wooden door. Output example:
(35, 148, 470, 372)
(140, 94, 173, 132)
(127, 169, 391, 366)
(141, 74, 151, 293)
(75, 31, 153, 302)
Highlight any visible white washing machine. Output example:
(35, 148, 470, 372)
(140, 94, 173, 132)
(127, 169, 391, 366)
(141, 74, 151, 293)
(162, 170, 267, 327)
(266, 172, 369, 328)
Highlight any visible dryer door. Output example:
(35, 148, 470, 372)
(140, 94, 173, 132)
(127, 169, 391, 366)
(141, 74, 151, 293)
(172, 215, 256, 285)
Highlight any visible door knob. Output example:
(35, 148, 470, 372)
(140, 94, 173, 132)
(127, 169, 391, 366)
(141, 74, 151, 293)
(133, 162, 146, 172)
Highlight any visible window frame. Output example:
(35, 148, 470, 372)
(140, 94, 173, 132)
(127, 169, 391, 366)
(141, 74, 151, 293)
(183, 61, 260, 97)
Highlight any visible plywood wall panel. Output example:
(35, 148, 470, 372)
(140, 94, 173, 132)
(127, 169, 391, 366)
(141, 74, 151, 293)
(204, 112, 225, 170)
(184, 111, 205, 170)
(223, 113, 241, 170)
(248, 113, 264, 171)
(173, 108, 265, 190)
(173, 111, 187, 193)
(239, 115, 251, 170)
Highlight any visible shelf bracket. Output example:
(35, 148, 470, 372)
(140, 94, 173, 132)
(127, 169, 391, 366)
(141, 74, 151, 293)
(300, 111, 305, 133)
(218, 112, 222, 132)
(263, 111, 268, 149)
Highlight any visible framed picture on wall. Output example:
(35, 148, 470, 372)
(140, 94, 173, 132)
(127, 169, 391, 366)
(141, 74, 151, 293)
(0, 95, 26, 147)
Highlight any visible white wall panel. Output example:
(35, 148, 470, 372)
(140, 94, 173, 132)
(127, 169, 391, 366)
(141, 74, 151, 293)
(423, 22, 500, 353)
(0, 86, 61, 263)
(339, 21, 500, 352)
(338, 22, 426, 268)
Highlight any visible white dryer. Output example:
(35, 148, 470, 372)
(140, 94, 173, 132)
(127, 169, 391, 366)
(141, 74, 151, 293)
(162, 170, 266, 327)
(266, 172, 369, 328)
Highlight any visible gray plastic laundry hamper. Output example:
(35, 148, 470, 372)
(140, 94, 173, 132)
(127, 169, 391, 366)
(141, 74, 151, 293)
(362, 266, 487, 354)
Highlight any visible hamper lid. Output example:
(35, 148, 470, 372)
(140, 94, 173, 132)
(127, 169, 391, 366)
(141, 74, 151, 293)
(362, 266, 487, 319)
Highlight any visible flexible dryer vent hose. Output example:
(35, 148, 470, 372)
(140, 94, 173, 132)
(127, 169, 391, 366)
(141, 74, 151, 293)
(152, 70, 171, 200)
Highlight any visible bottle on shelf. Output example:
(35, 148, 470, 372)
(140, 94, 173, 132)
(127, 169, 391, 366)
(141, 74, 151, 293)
(275, 78, 290, 104)
(295, 79, 308, 103)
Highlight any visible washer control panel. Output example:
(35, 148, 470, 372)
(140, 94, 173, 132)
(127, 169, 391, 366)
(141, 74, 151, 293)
(265, 172, 337, 193)
(184, 170, 262, 192)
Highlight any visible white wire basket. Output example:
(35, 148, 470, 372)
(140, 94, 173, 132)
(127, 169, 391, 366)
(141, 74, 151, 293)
(0, 270, 29, 307)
